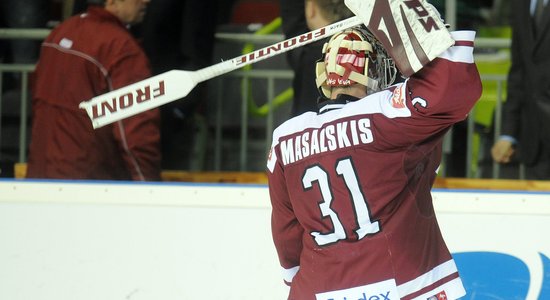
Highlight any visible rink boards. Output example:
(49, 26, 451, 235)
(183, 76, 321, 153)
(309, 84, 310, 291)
(1, 179, 549, 300)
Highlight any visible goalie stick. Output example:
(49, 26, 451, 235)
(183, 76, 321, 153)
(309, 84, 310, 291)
(79, 16, 363, 129)
(80, 0, 453, 129)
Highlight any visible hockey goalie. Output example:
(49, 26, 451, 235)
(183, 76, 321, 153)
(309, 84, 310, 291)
(266, 0, 482, 299)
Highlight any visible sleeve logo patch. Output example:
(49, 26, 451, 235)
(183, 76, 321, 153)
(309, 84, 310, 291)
(391, 85, 406, 108)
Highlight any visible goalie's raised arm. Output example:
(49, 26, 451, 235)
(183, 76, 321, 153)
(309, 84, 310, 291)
(344, 0, 453, 76)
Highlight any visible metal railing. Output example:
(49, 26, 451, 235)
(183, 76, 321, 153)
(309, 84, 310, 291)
(211, 69, 293, 171)
(0, 28, 46, 169)
(0, 64, 34, 163)
(1, 28, 516, 178)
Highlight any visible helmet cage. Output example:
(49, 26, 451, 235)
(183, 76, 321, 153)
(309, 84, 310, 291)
(315, 27, 398, 98)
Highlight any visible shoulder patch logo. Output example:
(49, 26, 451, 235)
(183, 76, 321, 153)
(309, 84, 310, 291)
(391, 85, 405, 108)
(427, 290, 447, 300)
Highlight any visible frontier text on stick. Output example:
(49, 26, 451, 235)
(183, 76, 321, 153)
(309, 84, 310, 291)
(234, 28, 326, 66)
(91, 81, 166, 119)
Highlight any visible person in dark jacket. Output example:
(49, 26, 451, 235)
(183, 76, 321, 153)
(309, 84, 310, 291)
(279, 0, 353, 117)
(491, 0, 550, 180)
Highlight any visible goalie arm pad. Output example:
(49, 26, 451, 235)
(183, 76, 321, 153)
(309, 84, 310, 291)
(344, 0, 454, 77)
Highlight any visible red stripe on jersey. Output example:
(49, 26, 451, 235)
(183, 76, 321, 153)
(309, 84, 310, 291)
(453, 40, 474, 47)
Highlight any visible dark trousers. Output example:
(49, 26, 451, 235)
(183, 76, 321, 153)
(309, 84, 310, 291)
(526, 140, 550, 180)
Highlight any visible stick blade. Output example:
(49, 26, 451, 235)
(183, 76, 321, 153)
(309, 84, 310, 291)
(79, 70, 197, 129)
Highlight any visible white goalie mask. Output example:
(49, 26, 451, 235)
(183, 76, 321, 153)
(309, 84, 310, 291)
(315, 26, 398, 98)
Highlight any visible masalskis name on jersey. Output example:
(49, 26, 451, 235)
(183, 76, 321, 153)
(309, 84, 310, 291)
(279, 118, 373, 165)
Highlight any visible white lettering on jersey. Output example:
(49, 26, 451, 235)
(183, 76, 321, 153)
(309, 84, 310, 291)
(267, 81, 414, 173)
(280, 118, 374, 166)
(412, 97, 428, 109)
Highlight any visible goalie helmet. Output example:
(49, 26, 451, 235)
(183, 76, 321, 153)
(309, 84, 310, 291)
(315, 26, 398, 98)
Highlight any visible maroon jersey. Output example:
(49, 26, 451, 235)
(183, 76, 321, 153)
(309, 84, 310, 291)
(27, 7, 161, 180)
(267, 31, 481, 300)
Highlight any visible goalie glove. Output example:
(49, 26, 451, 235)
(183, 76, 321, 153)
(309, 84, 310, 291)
(344, 0, 454, 77)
